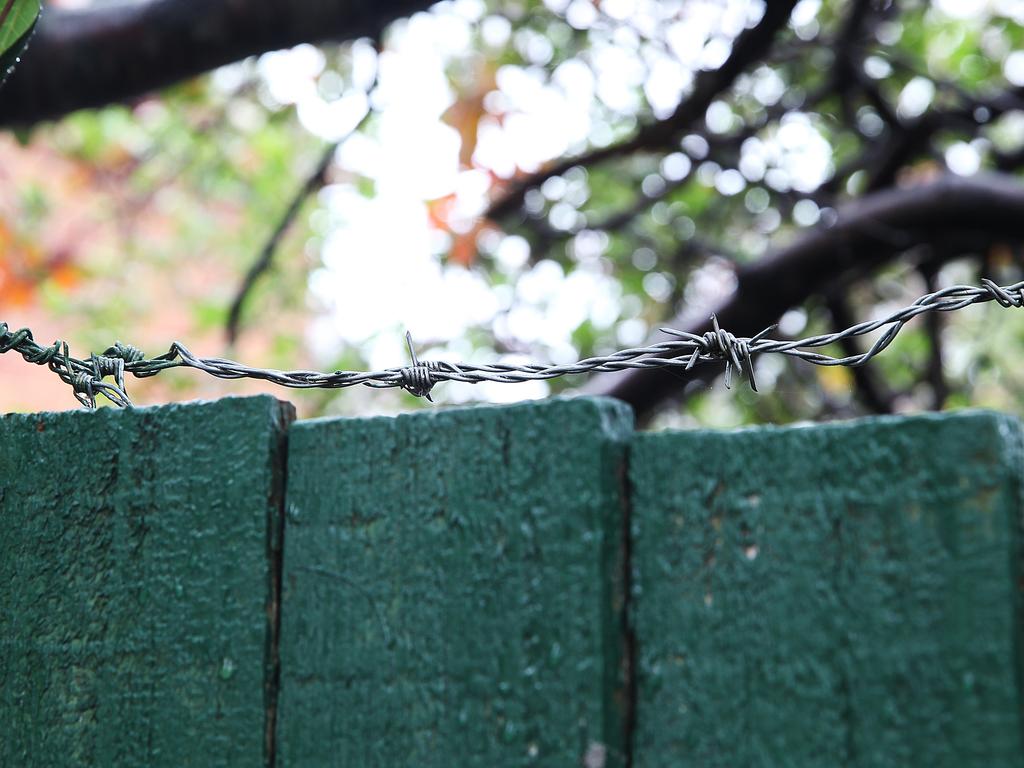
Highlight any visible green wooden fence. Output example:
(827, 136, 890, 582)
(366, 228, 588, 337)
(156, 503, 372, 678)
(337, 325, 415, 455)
(1, 396, 1022, 766)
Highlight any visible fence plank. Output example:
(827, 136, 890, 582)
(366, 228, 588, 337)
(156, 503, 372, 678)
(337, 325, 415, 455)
(630, 411, 1024, 767)
(0, 396, 293, 767)
(277, 397, 633, 767)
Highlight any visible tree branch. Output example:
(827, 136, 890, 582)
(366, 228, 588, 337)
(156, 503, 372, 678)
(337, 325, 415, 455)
(484, 0, 798, 222)
(225, 141, 337, 346)
(0, 0, 431, 126)
(918, 260, 948, 410)
(824, 290, 895, 413)
(226, 42, 380, 345)
(585, 173, 1024, 421)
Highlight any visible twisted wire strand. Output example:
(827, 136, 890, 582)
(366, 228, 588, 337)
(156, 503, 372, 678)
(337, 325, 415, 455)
(2, 279, 1022, 409)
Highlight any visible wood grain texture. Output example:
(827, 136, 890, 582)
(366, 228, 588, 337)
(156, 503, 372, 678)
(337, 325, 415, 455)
(630, 410, 1024, 767)
(276, 397, 634, 768)
(0, 396, 293, 767)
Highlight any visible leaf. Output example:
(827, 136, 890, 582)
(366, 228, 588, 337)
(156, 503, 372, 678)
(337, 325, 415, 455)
(449, 223, 487, 267)
(441, 60, 497, 167)
(0, 0, 41, 89)
(0, 0, 38, 55)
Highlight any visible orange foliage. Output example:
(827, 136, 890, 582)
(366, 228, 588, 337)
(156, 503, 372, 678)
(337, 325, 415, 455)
(441, 61, 498, 167)
(450, 222, 489, 267)
(426, 193, 494, 267)
(426, 192, 457, 230)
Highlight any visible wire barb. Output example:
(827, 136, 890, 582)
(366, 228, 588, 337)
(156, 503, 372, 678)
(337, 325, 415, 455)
(979, 278, 1024, 308)
(103, 341, 146, 364)
(662, 316, 777, 391)
(3, 278, 1024, 409)
(399, 331, 464, 401)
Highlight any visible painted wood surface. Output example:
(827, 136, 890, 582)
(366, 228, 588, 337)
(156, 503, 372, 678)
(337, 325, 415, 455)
(276, 397, 634, 768)
(0, 396, 293, 767)
(629, 411, 1024, 767)
(4, 396, 1023, 767)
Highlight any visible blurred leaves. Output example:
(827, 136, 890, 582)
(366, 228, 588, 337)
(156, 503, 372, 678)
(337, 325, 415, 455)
(3, 0, 1024, 421)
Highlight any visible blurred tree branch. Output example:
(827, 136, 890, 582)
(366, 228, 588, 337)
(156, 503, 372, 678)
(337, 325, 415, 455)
(585, 173, 1024, 422)
(0, 0, 430, 126)
(226, 40, 380, 346)
(918, 260, 948, 410)
(225, 141, 337, 347)
(484, 0, 799, 222)
(506, 0, 879, 264)
(824, 290, 895, 414)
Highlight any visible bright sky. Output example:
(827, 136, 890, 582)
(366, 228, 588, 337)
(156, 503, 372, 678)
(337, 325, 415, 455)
(222, 0, 1018, 405)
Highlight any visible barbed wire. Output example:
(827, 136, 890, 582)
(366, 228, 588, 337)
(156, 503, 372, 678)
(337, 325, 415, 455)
(2, 278, 1022, 409)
